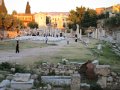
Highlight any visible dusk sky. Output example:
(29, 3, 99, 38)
(4, 0, 120, 14)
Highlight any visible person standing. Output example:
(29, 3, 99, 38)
(75, 34, 78, 42)
(16, 40, 19, 53)
(45, 36, 48, 44)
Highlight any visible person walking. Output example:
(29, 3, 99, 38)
(16, 40, 19, 53)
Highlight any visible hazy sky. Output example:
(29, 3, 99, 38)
(4, 0, 120, 14)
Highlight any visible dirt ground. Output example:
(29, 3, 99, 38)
(0, 37, 97, 65)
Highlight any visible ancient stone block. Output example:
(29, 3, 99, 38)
(95, 65, 110, 76)
(71, 73, 81, 90)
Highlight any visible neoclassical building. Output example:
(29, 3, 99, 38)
(96, 8, 105, 15)
(13, 1, 34, 27)
(46, 12, 69, 29)
(13, 14, 34, 27)
(33, 12, 69, 29)
(96, 4, 120, 15)
(34, 12, 47, 28)
(112, 4, 120, 13)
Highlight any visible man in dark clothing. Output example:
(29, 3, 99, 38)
(75, 34, 78, 42)
(16, 40, 19, 53)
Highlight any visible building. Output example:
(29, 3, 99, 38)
(34, 12, 47, 28)
(46, 12, 69, 29)
(96, 8, 105, 15)
(13, 1, 33, 27)
(112, 4, 120, 13)
(96, 4, 120, 15)
(33, 12, 69, 30)
(105, 6, 113, 13)
(13, 14, 34, 27)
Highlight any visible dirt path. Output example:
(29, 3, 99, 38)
(0, 39, 68, 64)
(0, 37, 95, 65)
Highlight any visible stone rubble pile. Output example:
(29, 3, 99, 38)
(0, 60, 120, 90)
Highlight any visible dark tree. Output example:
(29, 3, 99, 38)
(0, 0, 7, 14)
(12, 10, 17, 15)
(104, 15, 120, 28)
(25, 1, 31, 14)
(72, 24, 77, 31)
(27, 21, 38, 29)
(81, 11, 97, 28)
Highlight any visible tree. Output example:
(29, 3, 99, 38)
(72, 23, 77, 31)
(68, 6, 97, 30)
(0, 13, 21, 31)
(97, 13, 106, 19)
(12, 10, 17, 15)
(25, 1, 31, 14)
(68, 23, 72, 29)
(68, 10, 78, 24)
(27, 21, 38, 29)
(81, 11, 90, 28)
(0, 0, 7, 14)
(81, 9, 97, 28)
(76, 6, 86, 26)
(104, 15, 120, 28)
(105, 12, 109, 18)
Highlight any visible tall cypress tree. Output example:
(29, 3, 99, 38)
(0, 0, 7, 14)
(25, 1, 31, 14)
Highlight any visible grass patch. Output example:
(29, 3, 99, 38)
(0, 40, 48, 51)
(90, 41, 120, 72)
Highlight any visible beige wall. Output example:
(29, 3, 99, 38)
(48, 14, 68, 29)
(34, 13, 46, 28)
(113, 4, 120, 13)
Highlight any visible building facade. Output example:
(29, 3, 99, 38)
(34, 12, 47, 28)
(33, 12, 69, 29)
(112, 4, 120, 13)
(96, 8, 105, 15)
(96, 4, 120, 15)
(46, 12, 69, 29)
(13, 14, 34, 27)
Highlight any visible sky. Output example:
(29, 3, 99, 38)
(4, 0, 120, 14)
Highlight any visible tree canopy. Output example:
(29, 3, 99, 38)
(27, 21, 38, 29)
(104, 14, 120, 29)
(0, 13, 22, 31)
(68, 6, 97, 30)
(12, 10, 17, 15)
